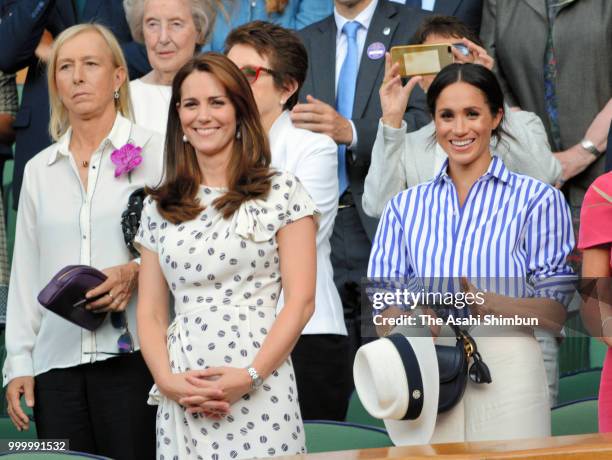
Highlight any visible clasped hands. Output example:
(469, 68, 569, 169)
(419, 277, 501, 337)
(158, 366, 253, 419)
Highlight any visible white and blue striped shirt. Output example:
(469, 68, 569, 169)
(368, 156, 575, 315)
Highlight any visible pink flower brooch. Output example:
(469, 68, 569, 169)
(111, 142, 143, 181)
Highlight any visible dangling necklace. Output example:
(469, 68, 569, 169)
(73, 151, 90, 168)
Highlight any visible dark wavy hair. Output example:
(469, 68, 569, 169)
(427, 63, 510, 145)
(147, 53, 272, 224)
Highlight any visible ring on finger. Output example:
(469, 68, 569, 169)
(108, 292, 114, 299)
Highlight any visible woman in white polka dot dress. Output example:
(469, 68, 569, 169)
(135, 53, 318, 459)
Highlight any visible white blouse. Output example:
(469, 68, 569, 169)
(270, 111, 347, 336)
(130, 78, 172, 137)
(2, 114, 164, 385)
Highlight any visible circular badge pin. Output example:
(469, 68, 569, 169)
(367, 42, 386, 60)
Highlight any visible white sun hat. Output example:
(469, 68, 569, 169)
(353, 333, 439, 446)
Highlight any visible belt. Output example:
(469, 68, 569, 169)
(338, 190, 355, 209)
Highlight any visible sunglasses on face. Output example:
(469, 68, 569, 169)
(240, 66, 276, 84)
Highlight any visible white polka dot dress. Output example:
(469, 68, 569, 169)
(136, 171, 319, 460)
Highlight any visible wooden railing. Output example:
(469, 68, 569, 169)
(274, 433, 612, 460)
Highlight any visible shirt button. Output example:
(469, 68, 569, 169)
(83, 235, 87, 240)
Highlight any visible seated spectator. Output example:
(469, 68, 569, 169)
(203, 0, 332, 53)
(370, 63, 575, 443)
(3, 24, 163, 458)
(0, 0, 150, 208)
(225, 21, 351, 420)
(124, 0, 214, 136)
(363, 15, 561, 219)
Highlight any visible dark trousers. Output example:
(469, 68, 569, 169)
(291, 334, 352, 421)
(34, 351, 156, 460)
(330, 205, 373, 383)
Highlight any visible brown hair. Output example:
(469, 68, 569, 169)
(224, 20, 307, 110)
(413, 15, 483, 46)
(147, 53, 272, 224)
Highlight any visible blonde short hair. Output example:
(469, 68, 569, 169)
(47, 23, 132, 141)
(124, 0, 215, 46)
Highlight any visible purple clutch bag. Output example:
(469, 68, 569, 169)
(38, 265, 108, 331)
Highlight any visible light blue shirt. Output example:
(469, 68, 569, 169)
(368, 156, 575, 316)
(203, 0, 333, 52)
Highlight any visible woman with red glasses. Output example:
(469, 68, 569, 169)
(225, 21, 352, 421)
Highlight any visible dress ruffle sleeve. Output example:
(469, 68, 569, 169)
(232, 170, 320, 242)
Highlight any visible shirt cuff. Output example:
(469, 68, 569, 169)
(2, 354, 34, 387)
(382, 119, 408, 141)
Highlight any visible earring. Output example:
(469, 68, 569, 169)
(182, 134, 188, 142)
(113, 90, 120, 100)
(236, 129, 241, 140)
(279, 100, 285, 106)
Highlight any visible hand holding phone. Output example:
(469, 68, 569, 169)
(379, 53, 422, 129)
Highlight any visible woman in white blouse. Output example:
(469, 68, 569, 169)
(226, 21, 351, 420)
(124, 0, 213, 136)
(3, 24, 164, 459)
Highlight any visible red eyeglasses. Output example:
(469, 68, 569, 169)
(240, 66, 276, 84)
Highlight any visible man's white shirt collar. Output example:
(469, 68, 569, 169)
(334, 0, 379, 39)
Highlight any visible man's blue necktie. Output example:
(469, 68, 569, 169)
(336, 21, 361, 196)
(405, 0, 422, 9)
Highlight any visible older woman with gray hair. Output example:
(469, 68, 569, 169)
(124, 0, 214, 135)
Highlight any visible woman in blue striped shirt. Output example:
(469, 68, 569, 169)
(368, 64, 575, 443)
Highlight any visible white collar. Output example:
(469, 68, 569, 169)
(334, 0, 379, 40)
(48, 112, 133, 166)
(268, 110, 292, 141)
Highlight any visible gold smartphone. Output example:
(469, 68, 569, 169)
(390, 43, 454, 77)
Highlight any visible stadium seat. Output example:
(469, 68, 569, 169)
(345, 391, 385, 428)
(551, 397, 598, 436)
(558, 368, 602, 405)
(304, 420, 393, 453)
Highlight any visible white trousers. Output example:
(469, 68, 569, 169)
(431, 326, 551, 443)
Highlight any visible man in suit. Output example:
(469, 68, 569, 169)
(0, 0, 150, 208)
(393, 0, 482, 34)
(292, 0, 430, 366)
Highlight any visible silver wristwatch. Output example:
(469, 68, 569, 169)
(246, 366, 263, 390)
(580, 138, 603, 158)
